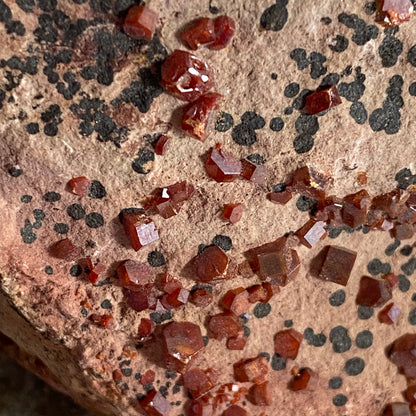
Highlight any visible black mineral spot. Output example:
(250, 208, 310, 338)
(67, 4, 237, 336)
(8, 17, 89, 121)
(385, 240, 400, 257)
(258, 352, 270, 362)
(88, 180, 106, 199)
(349, 101, 367, 124)
(215, 112, 234, 132)
(101, 299, 112, 309)
(45, 265, 53, 275)
(284, 319, 293, 328)
(338, 13, 379, 45)
(408, 45, 416, 67)
(231, 124, 257, 146)
(271, 72, 278, 80)
(70, 264, 82, 277)
(364, 2, 377, 14)
(319, 72, 340, 88)
(333, 394, 348, 406)
(16, 0, 35, 12)
(409, 82, 416, 96)
(344, 357, 365, 376)
(356, 330, 373, 349)
(400, 245, 413, 256)
(412, 293, 416, 302)
(292, 88, 312, 110)
(284, 106, 293, 115)
(329, 289, 346, 307)
(33, 209, 45, 221)
(401, 257, 416, 276)
(243, 325, 250, 337)
(296, 196, 317, 212)
(395, 168, 416, 189)
(81, 307, 88, 317)
(290, 49, 327, 79)
(43, 191, 61, 202)
(202, 336, 209, 346)
(85, 212, 104, 228)
(367, 258, 391, 275)
(271, 353, 286, 371)
(260, 0, 288, 32)
(53, 222, 69, 234)
(379, 35, 403, 67)
(165, 370, 177, 379)
(44, 122, 59, 136)
(312, 333, 327, 347)
(241, 111, 266, 129)
(247, 154, 265, 165)
(8, 166, 23, 177)
(304, 328, 314, 344)
(67, 203, 86, 220)
(269, 117, 284, 132)
(338, 68, 366, 102)
(20, 195, 32, 203)
(172, 384, 181, 394)
(408, 307, 416, 325)
(321, 17, 332, 25)
(253, 302, 271, 318)
(284, 82, 300, 98)
(295, 114, 319, 135)
(293, 134, 314, 154)
(398, 274, 411, 292)
(212, 235, 232, 251)
(329, 326, 351, 353)
(358, 305, 374, 320)
(26, 122, 39, 134)
(329, 35, 349, 53)
(132, 148, 155, 174)
(329, 377, 342, 389)
(121, 368, 132, 377)
(20, 219, 37, 243)
(149, 311, 172, 324)
(147, 250, 166, 267)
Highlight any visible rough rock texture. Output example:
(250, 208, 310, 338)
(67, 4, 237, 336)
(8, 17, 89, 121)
(0, 0, 416, 415)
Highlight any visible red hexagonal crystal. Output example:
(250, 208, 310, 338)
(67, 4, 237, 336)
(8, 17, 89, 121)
(378, 302, 401, 324)
(267, 190, 293, 205)
(289, 367, 318, 391)
(162, 287, 190, 309)
(274, 328, 303, 360)
(341, 190, 371, 228)
(233, 356, 269, 385)
(222, 405, 247, 416)
(247, 284, 266, 303)
(208, 312, 243, 340)
(295, 219, 327, 248)
(50, 238, 82, 260)
(190, 288, 213, 307)
(161, 50, 215, 102)
(247, 381, 272, 406)
(209, 15, 236, 50)
(388, 334, 416, 378)
(245, 236, 300, 286)
(139, 389, 171, 416)
(392, 223, 414, 240)
(221, 287, 250, 315)
(371, 189, 408, 218)
(122, 212, 159, 251)
(138, 318, 156, 341)
(86, 258, 106, 285)
(124, 5, 157, 42)
(183, 368, 218, 398)
(181, 18, 215, 50)
(193, 245, 230, 283)
(304, 85, 342, 115)
(314, 195, 343, 224)
(188, 397, 213, 416)
(227, 335, 247, 350)
(123, 284, 158, 312)
(117, 260, 152, 288)
(91, 313, 114, 328)
(287, 166, 332, 200)
(240, 159, 268, 186)
(376, 0, 414, 26)
(382, 273, 399, 288)
(205, 146, 242, 182)
(154, 135, 171, 156)
(182, 93, 223, 141)
(223, 203, 244, 224)
(162, 321, 204, 373)
(68, 176, 91, 196)
(382, 403, 411, 416)
(356, 276, 392, 307)
(310, 245, 357, 286)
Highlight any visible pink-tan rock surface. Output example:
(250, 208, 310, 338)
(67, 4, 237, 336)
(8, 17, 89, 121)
(1, 0, 416, 415)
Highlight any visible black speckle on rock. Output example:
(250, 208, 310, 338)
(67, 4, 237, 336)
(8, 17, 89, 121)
(241, 111, 266, 129)
(247, 154, 265, 165)
(295, 114, 319, 135)
(70, 264, 82, 277)
(20, 219, 37, 243)
(231, 124, 257, 146)
(85, 212, 104, 228)
(147, 251, 166, 267)
(379, 35, 403, 67)
(20, 194, 32, 203)
(88, 180, 106, 199)
(243, 325, 250, 337)
(271, 72, 278, 80)
(38, 0, 57, 11)
(338, 68, 366, 102)
(290, 49, 327, 79)
(329, 35, 349, 53)
(349, 101, 367, 124)
(44, 122, 59, 136)
(402, 258, 416, 276)
(258, 352, 270, 361)
(355, 330, 373, 349)
(26, 122, 39, 134)
(121, 368, 132, 377)
(16, 0, 35, 12)
(312, 333, 327, 347)
(215, 112, 234, 132)
(269, 117, 284, 132)
(367, 258, 390, 275)
(358, 305, 374, 320)
(338, 13, 378, 45)
(304, 328, 314, 344)
(329, 289, 346, 307)
(344, 357, 365, 376)
(253, 302, 271, 318)
(53, 222, 69, 234)
(172, 384, 181, 394)
(293, 134, 314, 154)
(284, 106, 293, 115)
(165, 370, 177, 379)
(212, 235, 232, 251)
(284, 319, 293, 328)
(321, 16, 332, 24)
(319, 72, 340, 88)
(208, 5, 219, 14)
(395, 168, 416, 189)
(67, 203, 86, 220)
(132, 148, 155, 174)
(45, 265, 53, 275)
(271, 353, 286, 371)
(333, 394, 348, 406)
(408, 45, 416, 67)
(409, 307, 416, 325)
(202, 336, 209, 346)
(364, 2, 377, 14)
(43, 191, 61, 202)
(398, 274, 411, 292)
(284, 82, 300, 98)
(101, 299, 112, 309)
(329, 326, 351, 353)
(409, 82, 416, 96)
(81, 307, 88, 317)
(260, 0, 288, 32)
(149, 310, 172, 324)
(8, 166, 23, 177)
(296, 196, 317, 212)
(329, 377, 342, 389)
(33, 209, 45, 221)
(400, 245, 413, 256)
(292, 88, 312, 110)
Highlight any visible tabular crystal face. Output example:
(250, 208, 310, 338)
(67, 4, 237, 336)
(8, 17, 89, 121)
(181, 18, 215, 50)
(208, 312, 243, 340)
(68, 176, 90, 196)
(221, 287, 250, 315)
(381, 402, 411, 416)
(356, 275, 392, 307)
(193, 245, 230, 282)
(247, 381, 272, 406)
(287, 165, 331, 200)
(341, 189, 371, 228)
(376, 0, 414, 26)
(117, 259, 152, 288)
(222, 405, 247, 416)
(139, 389, 171, 416)
(274, 328, 303, 359)
(124, 5, 157, 41)
(205, 146, 242, 182)
(50, 238, 82, 260)
(289, 368, 318, 391)
(233, 356, 269, 384)
(183, 367, 217, 398)
(295, 219, 327, 248)
(304, 85, 342, 115)
(223, 203, 244, 224)
(122, 212, 159, 251)
(378, 302, 401, 324)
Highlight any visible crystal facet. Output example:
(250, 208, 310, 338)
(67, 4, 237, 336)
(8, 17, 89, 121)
(205, 146, 242, 182)
(123, 284, 158, 312)
(208, 312, 243, 340)
(222, 405, 247, 416)
(124, 5, 157, 41)
(190, 288, 213, 307)
(247, 381, 272, 406)
(209, 15, 236, 50)
(240, 159, 268, 186)
(122, 212, 159, 251)
(381, 403, 411, 416)
(154, 135, 171, 156)
(183, 368, 217, 398)
(341, 190, 371, 228)
(289, 368, 318, 391)
(379, 302, 401, 324)
(356, 276, 392, 307)
(117, 260, 152, 288)
(68, 176, 91, 196)
(221, 287, 250, 315)
(139, 389, 171, 416)
(274, 328, 303, 359)
(233, 356, 269, 384)
(376, 0, 414, 26)
(182, 18, 215, 50)
(193, 245, 230, 283)
(50, 238, 82, 260)
(295, 219, 327, 248)
(223, 203, 245, 224)
(288, 166, 331, 200)
(304, 85, 342, 115)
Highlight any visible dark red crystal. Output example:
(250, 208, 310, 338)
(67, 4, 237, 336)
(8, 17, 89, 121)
(154, 135, 171, 156)
(208, 312, 243, 340)
(295, 219, 327, 248)
(233, 356, 269, 384)
(183, 368, 217, 398)
(188, 397, 213, 416)
(161, 50, 215, 102)
(247, 381, 272, 406)
(221, 287, 250, 315)
(289, 367, 318, 391)
(86, 259, 106, 285)
(388, 334, 416, 378)
(163, 287, 190, 309)
(181, 18, 215, 50)
(138, 318, 156, 341)
(304, 85, 342, 115)
(356, 276, 392, 307)
(91, 314, 114, 329)
(124, 5, 157, 41)
(378, 302, 401, 324)
(371, 189, 408, 218)
(209, 15, 236, 50)
(341, 189, 371, 228)
(382, 403, 411, 416)
(223, 203, 244, 224)
(392, 223, 414, 240)
(267, 190, 293, 205)
(193, 245, 230, 283)
(376, 0, 414, 26)
(117, 260, 152, 288)
(50, 238, 82, 260)
(122, 212, 159, 251)
(274, 328, 303, 360)
(139, 389, 171, 416)
(222, 405, 247, 416)
(68, 176, 91, 196)
(240, 159, 268, 186)
(226, 335, 247, 350)
(123, 284, 158, 312)
(205, 146, 242, 182)
(287, 166, 332, 200)
(190, 288, 213, 307)
(141, 369, 156, 385)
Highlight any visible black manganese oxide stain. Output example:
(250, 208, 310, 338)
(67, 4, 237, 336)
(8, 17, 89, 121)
(329, 289, 346, 307)
(367, 258, 391, 275)
(231, 112, 266, 146)
(88, 180, 107, 199)
(338, 13, 379, 45)
(398, 274, 410, 292)
(358, 305, 374, 320)
(215, 112, 234, 132)
(328, 377, 343, 389)
(269, 117, 284, 132)
(20, 219, 37, 243)
(85, 212, 104, 228)
(395, 167, 416, 189)
(43, 191, 61, 202)
(408, 44, 416, 67)
(344, 357, 365, 376)
(379, 32, 403, 67)
(290, 49, 327, 79)
(296, 196, 317, 212)
(53, 222, 69, 234)
(147, 250, 166, 267)
(20, 194, 32, 203)
(329, 326, 351, 353)
(132, 148, 155, 174)
(253, 302, 271, 318)
(70, 264, 82, 277)
(212, 235, 232, 251)
(333, 394, 348, 407)
(247, 154, 265, 165)
(329, 35, 349, 53)
(271, 353, 286, 371)
(284, 82, 300, 98)
(67, 203, 86, 220)
(355, 330, 373, 349)
(260, 0, 288, 32)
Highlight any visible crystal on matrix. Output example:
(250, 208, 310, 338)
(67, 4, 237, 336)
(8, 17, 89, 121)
(183, 368, 217, 398)
(139, 389, 171, 416)
(223, 203, 244, 224)
(221, 287, 250, 315)
(205, 146, 242, 182)
(117, 260, 152, 288)
(208, 312, 243, 340)
(356, 276, 392, 307)
(122, 212, 159, 251)
(247, 381, 272, 406)
(274, 328, 303, 360)
(124, 5, 157, 41)
(289, 367, 318, 391)
(378, 302, 401, 324)
(193, 245, 230, 283)
(233, 356, 269, 384)
(50, 238, 82, 260)
(295, 219, 327, 248)
(68, 176, 90, 196)
(304, 85, 342, 115)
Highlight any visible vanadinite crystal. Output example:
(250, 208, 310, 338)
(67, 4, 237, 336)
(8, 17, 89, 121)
(223, 203, 244, 224)
(310, 245, 357, 286)
(392, 223, 414, 240)
(190, 288, 213, 307)
(141, 369, 156, 385)
(240, 159, 268, 186)
(50, 238, 82, 260)
(205, 146, 242, 182)
(209, 15, 236, 50)
(161, 287, 190, 309)
(138, 318, 156, 341)
(376, 0, 414, 26)
(382, 403, 411, 416)
(405, 385, 416, 405)
(379, 302, 401, 324)
(289, 368, 318, 391)
(193, 245, 230, 282)
(314, 195, 343, 224)
(267, 190, 292, 205)
(356, 276, 392, 307)
(162, 321, 204, 373)
(182, 93, 223, 141)
(208, 312, 243, 340)
(233, 356, 268, 384)
(183, 368, 217, 398)
(86, 258, 106, 284)
(122, 212, 159, 251)
(161, 50, 215, 102)
(139, 389, 171, 416)
(117, 260, 152, 288)
(68, 176, 90, 196)
(227, 335, 247, 350)
(123, 284, 158, 312)
(91, 314, 114, 328)
(371, 189, 408, 218)
(341, 190, 371, 228)
(188, 397, 213, 416)
(154, 135, 171, 156)
(245, 236, 300, 286)
(222, 405, 247, 416)
(295, 219, 327, 248)
(388, 334, 416, 378)
(221, 287, 250, 315)
(274, 328, 303, 359)
(304, 85, 342, 115)
(288, 166, 331, 200)
(124, 5, 157, 41)
(247, 381, 272, 406)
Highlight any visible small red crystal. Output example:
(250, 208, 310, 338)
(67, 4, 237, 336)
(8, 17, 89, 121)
(162, 321, 204, 373)
(50, 238, 82, 260)
(123, 284, 158, 312)
(295, 219, 327, 248)
(289, 367, 318, 391)
(388, 334, 416, 378)
(138, 318, 156, 341)
(193, 245, 230, 283)
(91, 314, 114, 328)
(113, 369, 123, 382)
(261, 282, 279, 302)
(267, 190, 293, 205)
(205, 146, 242, 182)
(124, 5, 157, 41)
(141, 369, 156, 385)
(222, 405, 247, 416)
(221, 287, 250, 315)
(382, 403, 411, 416)
(183, 368, 217, 398)
(233, 356, 269, 384)
(188, 398, 213, 416)
(209, 15, 236, 50)
(240, 159, 268, 186)
(163, 287, 190, 309)
(371, 189, 408, 218)
(227, 335, 247, 350)
(304, 85, 342, 115)
(392, 223, 414, 240)
(190, 288, 213, 307)
(182, 18, 215, 50)
(208, 312, 243, 340)
(117, 260, 152, 288)
(223, 203, 245, 224)
(154, 135, 171, 156)
(247, 381, 272, 406)
(310, 245, 357, 286)
(68, 176, 91, 196)
(376, 0, 414, 26)
(341, 190, 371, 228)
(314, 195, 343, 224)
(86, 259, 106, 284)
(287, 166, 331, 200)
(274, 328, 303, 360)
(122, 212, 159, 251)
(356, 276, 392, 307)
(182, 93, 223, 141)
(382, 273, 399, 288)
(139, 389, 171, 416)
(379, 302, 401, 324)
(247, 284, 267, 303)
(161, 50, 215, 102)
